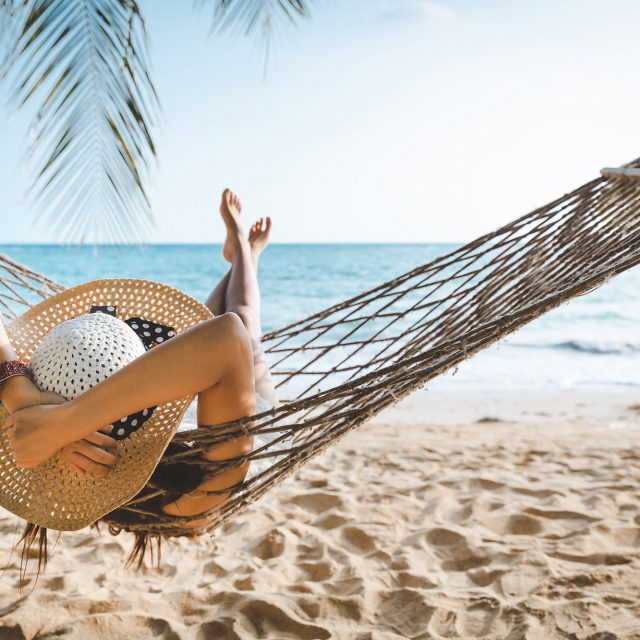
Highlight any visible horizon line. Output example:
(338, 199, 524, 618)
(0, 241, 463, 247)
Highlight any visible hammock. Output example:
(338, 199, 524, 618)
(1, 161, 639, 539)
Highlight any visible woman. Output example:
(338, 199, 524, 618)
(1, 188, 276, 519)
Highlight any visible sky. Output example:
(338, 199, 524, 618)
(2, 0, 640, 244)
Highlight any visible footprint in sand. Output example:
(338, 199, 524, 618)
(427, 596, 501, 638)
(299, 559, 334, 582)
(524, 507, 598, 523)
(375, 589, 434, 637)
(313, 513, 348, 530)
(456, 597, 501, 638)
(511, 486, 562, 498)
(290, 492, 344, 514)
(470, 477, 506, 491)
(234, 575, 255, 591)
(250, 528, 287, 560)
(43, 576, 65, 591)
(298, 537, 327, 561)
(396, 571, 438, 589)
(296, 594, 362, 624)
(604, 525, 640, 547)
(341, 526, 377, 554)
(324, 576, 365, 597)
(423, 527, 490, 571)
(197, 618, 239, 639)
(238, 598, 331, 640)
(35, 615, 188, 639)
(482, 513, 544, 536)
(549, 550, 632, 565)
(468, 567, 506, 587)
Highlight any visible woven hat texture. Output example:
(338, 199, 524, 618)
(0, 279, 212, 531)
(31, 313, 146, 400)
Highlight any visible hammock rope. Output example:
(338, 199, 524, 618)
(1, 160, 640, 537)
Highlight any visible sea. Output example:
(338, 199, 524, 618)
(1, 243, 639, 395)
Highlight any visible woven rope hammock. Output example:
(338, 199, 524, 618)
(1, 161, 640, 539)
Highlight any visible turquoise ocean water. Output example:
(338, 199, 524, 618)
(2, 244, 639, 393)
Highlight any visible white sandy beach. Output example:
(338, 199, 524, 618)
(1, 388, 640, 639)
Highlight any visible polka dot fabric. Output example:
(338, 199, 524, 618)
(89, 305, 177, 440)
(0, 279, 212, 531)
(125, 317, 175, 349)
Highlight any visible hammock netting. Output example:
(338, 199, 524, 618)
(1, 160, 640, 538)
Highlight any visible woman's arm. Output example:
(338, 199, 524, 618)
(0, 314, 53, 413)
(0, 315, 15, 361)
(7, 313, 252, 468)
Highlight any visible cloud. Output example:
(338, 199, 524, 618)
(374, 0, 457, 23)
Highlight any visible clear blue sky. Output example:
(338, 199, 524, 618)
(2, 0, 640, 244)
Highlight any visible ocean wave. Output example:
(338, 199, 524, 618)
(515, 340, 640, 355)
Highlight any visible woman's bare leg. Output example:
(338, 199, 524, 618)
(166, 191, 270, 518)
(164, 193, 269, 518)
(247, 216, 271, 274)
(221, 191, 262, 339)
(204, 269, 231, 317)
(216, 190, 277, 406)
(205, 213, 271, 317)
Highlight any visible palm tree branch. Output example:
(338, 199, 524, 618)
(3, 0, 158, 244)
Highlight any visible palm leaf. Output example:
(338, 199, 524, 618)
(198, 0, 312, 66)
(0, 0, 23, 72)
(2, 0, 158, 243)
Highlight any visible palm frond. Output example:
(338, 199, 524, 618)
(3, 0, 158, 243)
(198, 0, 312, 66)
(0, 0, 23, 73)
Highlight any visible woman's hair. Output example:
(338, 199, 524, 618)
(18, 521, 48, 585)
(17, 440, 207, 575)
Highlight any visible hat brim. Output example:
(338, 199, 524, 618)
(0, 278, 212, 531)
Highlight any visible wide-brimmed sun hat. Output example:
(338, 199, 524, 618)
(0, 278, 212, 531)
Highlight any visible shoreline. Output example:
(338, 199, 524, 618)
(373, 386, 640, 427)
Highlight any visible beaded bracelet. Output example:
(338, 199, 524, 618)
(0, 360, 34, 390)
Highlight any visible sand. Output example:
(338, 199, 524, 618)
(1, 389, 640, 639)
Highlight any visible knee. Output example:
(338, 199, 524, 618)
(206, 312, 249, 345)
(208, 312, 253, 370)
(228, 306, 254, 335)
(219, 311, 245, 332)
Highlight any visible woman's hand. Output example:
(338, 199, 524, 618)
(5, 404, 70, 467)
(58, 428, 120, 477)
(5, 403, 79, 468)
(2, 382, 119, 476)
(5, 404, 120, 475)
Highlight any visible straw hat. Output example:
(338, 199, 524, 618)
(0, 279, 212, 531)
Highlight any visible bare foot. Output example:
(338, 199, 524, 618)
(248, 216, 271, 265)
(220, 188, 244, 263)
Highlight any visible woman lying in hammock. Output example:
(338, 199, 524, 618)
(0, 189, 276, 520)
